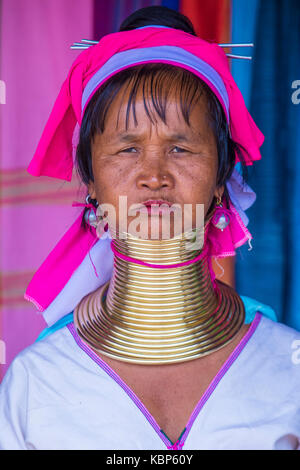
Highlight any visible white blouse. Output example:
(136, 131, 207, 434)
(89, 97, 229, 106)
(0, 313, 300, 450)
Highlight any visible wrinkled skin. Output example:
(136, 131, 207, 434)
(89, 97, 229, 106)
(89, 83, 224, 240)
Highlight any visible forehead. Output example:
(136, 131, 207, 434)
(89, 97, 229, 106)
(103, 78, 210, 135)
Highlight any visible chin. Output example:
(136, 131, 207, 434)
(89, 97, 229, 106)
(127, 215, 192, 241)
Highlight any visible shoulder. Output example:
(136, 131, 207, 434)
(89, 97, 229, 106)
(243, 314, 300, 389)
(17, 323, 75, 365)
(240, 295, 300, 368)
(0, 325, 82, 397)
(241, 295, 300, 367)
(255, 314, 300, 349)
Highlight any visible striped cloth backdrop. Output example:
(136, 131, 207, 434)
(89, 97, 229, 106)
(0, 0, 231, 379)
(0, 0, 94, 380)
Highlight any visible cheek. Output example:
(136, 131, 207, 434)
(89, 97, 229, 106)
(92, 159, 131, 203)
(179, 159, 218, 201)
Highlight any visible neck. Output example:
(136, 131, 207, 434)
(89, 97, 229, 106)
(74, 228, 245, 365)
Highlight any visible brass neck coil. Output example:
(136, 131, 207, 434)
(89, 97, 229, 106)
(74, 229, 245, 364)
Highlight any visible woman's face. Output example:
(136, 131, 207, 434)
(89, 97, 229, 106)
(89, 82, 223, 240)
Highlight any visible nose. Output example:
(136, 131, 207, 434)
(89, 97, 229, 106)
(135, 156, 175, 191)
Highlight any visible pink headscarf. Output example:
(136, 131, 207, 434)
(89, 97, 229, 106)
(25, 26, 263, 319)
(27, 27, 263, 181)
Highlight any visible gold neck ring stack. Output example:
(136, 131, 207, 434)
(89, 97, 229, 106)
(74, 227, 245, 365)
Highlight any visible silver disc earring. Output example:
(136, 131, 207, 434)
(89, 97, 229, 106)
(211, 196, 231, 231)
(84, 194, 99, 228)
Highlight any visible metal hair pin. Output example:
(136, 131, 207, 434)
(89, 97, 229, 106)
(70, 39, 254, 59)
(219, 43, 253, 60)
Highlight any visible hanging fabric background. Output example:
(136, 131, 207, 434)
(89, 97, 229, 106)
(0, 0, 94, 379)
(232, 0, 300, 331)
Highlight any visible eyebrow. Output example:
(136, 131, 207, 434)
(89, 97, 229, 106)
(113, 132, 202, 143)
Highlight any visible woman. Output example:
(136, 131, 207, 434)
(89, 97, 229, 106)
(0, 6, 299, 450)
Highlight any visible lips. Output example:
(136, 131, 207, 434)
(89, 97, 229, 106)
(142, 199, 173, 207)
(137, 199, 175, 215)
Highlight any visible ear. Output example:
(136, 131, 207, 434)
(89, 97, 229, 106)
(88, 181, 97, 200)
(214, 185, 224, 201)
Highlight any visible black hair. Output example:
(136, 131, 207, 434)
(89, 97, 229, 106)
(76, 6, 247, 227)
(118, 6, 196, 36)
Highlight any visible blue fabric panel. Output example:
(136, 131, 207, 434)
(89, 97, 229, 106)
(36, 313, 74, 342)
(231, 0, 259, 109)
(241, 296, 277, 324)
(234, 0, 300, 330)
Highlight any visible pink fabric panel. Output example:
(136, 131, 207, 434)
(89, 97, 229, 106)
(0, 0, 93, 380)
(1, 205, 81, 271)
(1, 308, 46, 372)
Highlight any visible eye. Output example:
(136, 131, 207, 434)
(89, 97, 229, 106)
(119, 147, 138, 153)
(171, 146, 188, 153)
